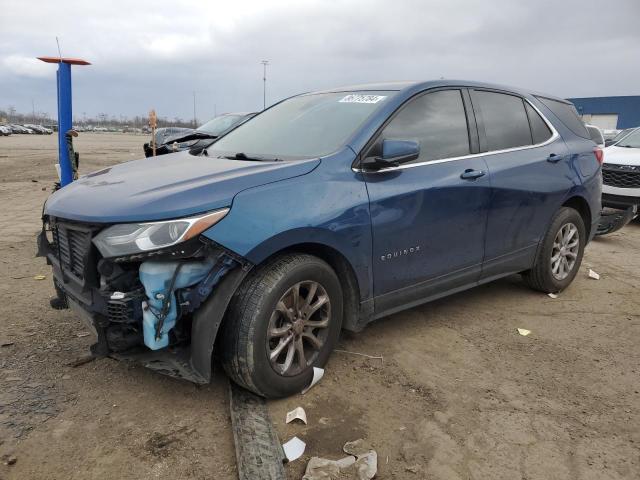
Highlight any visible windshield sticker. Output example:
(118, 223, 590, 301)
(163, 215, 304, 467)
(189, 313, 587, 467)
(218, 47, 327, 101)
(339, 94, 387, 104)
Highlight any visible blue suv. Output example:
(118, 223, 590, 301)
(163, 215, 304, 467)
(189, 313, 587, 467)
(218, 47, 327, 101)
(38, 80, 602, 397)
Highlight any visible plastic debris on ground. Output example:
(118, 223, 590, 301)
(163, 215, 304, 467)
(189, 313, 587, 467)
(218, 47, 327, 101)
(286, 406, 308, 425)
(547, 293, 558, 299)
(282, 436, 306, 462)
(588, 269, 600, 280)
(303, 438, 377, 480)
(303, 456, 356, 479)
(517, 328, 531, 336)
(33, 275, 46, 280)
(301, 367, 324, 394)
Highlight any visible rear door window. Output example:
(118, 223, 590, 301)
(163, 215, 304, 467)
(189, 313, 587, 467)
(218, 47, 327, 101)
(525, 103, 553, 144)
(535, 96, 590, 139)
(472, 90, 532, 151)
(375, 89, 471, 163)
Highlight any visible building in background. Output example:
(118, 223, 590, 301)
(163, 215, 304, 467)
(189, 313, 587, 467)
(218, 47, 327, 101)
(568, 96, 640, 131)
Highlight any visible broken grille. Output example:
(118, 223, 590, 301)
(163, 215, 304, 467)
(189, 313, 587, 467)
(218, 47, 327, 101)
(602, 166, 640, 189)
(53, 223, 92, 279)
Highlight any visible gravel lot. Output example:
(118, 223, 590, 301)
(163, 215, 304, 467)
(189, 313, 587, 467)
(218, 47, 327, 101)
(1, 133, 638, 479)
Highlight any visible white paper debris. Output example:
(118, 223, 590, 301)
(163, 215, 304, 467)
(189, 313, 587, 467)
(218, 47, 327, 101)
(335, 456, 357, 469)
(342, 440, 378, 480)
(283, 436, 306, 462)
(588, 269, 600, 280)
(517, 328, 531, 336)
(286, 407, 308, 425)
(301, 367, 324, 394)
(303, 456, 356, 480)
(354, 451, 378, 480)
(548, 293, 558, 299)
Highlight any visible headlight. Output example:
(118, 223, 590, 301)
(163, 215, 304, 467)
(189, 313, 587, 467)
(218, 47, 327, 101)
(93, 208, 229, 258)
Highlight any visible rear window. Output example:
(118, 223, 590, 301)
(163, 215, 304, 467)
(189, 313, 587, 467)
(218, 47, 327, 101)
(535, 96, 590, 139)
(473, 90, 532, 151)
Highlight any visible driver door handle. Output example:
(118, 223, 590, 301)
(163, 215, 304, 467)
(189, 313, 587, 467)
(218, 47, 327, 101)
(547, 153, 563, 163)
(460, 169, 486, 180)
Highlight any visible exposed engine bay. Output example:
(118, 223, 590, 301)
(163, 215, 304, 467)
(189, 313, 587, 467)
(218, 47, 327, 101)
(37, 215, 252, 383)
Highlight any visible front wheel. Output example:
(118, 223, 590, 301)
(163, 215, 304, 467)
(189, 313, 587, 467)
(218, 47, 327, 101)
(522, 207, 586, 293)
(221, 254, 343, 398)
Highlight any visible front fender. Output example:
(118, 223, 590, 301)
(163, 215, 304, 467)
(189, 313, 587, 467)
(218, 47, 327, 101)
(190, 264, 250, 380)
(202, 151, 373, 301)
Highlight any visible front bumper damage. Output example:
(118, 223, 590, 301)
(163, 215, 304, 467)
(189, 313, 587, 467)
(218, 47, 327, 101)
(37, 216, 252, 383)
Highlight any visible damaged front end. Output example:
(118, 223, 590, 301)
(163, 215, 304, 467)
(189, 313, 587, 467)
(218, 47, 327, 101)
(37, 213, 252, 383)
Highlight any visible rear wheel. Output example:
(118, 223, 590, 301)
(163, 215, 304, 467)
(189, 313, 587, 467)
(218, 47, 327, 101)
(221, 253, 342, 398)
(523, 207, 585, 293)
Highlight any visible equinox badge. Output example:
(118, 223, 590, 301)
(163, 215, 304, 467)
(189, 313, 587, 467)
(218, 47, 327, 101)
(380, 246, 421, 261)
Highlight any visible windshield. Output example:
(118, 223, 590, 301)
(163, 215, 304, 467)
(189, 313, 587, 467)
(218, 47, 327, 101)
(616, 129, 640, 148)
(208, 91, 393, 159)
(612, 128, 633, 143)
(197, 114, 246, 135)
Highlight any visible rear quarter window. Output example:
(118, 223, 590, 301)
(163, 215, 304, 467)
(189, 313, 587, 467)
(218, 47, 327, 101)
(535, 96, 590, 139)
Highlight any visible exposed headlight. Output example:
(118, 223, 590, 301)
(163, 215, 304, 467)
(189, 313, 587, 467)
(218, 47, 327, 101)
(93, 208, 229, 258)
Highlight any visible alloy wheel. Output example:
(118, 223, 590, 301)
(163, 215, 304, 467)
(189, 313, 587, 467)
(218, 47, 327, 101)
(550, 222, 579, 280)
(266, 281, 331, 376)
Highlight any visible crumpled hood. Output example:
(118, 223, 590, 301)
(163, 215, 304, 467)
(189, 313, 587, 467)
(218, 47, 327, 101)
(603, 145, 640, 166)
(45, 150, 320, 223)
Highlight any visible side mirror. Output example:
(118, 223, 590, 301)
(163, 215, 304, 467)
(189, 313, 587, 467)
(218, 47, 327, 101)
(604, 139, 614, 147)
(362, 139, 420, 171)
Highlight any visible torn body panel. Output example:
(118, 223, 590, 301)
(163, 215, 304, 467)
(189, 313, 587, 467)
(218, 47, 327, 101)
(37, 216, 252, 383)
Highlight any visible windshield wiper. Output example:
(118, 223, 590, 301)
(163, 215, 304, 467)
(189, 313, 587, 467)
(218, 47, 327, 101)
(190, 131, 219, 139)
(220, 152, 280, 162)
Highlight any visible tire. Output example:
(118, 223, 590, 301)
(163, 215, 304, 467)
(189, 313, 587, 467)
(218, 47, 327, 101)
(221, 253, 343, 398)
(522, 207, 586, 293)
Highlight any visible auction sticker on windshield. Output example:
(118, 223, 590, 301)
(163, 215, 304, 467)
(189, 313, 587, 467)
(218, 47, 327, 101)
(339, 94, 387, 104)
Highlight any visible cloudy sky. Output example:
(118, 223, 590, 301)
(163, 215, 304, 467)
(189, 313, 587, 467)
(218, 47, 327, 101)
(0, 0, 638, 123)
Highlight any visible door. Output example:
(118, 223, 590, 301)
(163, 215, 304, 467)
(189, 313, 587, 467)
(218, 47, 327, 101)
(469, 89, 570, 279)
(361, 89, 492, 316)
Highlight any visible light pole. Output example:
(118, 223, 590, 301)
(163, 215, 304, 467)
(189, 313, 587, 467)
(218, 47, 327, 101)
(261, 60, 270, 110)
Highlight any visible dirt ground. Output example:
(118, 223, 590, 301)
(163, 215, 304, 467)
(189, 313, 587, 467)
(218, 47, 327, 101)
(0, 133, 638, 480)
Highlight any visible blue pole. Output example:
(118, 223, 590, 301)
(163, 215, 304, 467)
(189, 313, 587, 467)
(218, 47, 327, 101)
(57, 62, 73, 187)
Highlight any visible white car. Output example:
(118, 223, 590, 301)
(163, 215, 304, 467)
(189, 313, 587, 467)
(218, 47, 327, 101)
(597, 128, 640, 234)
(602, 128, 640, 208)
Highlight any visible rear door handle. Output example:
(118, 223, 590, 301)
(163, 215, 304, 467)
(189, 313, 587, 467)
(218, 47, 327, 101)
(460, 169, 486, 180)
(547, 153, 563, 163)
